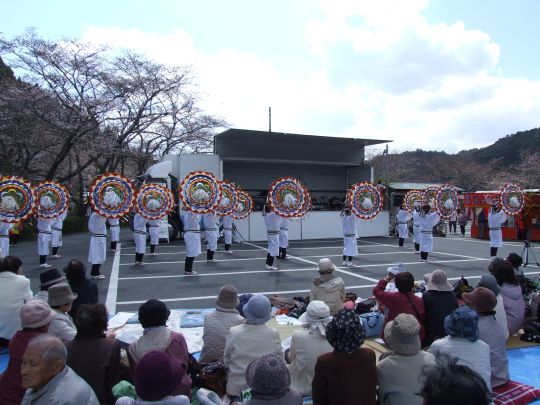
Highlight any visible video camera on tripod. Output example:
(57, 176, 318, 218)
(522, 240, 540, 267)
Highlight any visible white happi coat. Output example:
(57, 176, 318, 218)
(148, 218, 160, 245)
(88, 212, 107, 264)
(412, 211, 421, 244)
(37, 217, 52, 256)
(183, 211, 201, 258)
(222, 215, 234, 245)
(133, 213, 148, 254)
(342, 214, 359, 257)
(488, 210, 508, 248)
(397, 209, 412, 239)
(419, 212, 440, 253)
(279, 217, 290, 249)
(108, 218, 120, 242)
(51, 210, 68, 247)
(0, 221, 12, 258)
(263, 211, 281, 257)
(204, 213, 219, 251)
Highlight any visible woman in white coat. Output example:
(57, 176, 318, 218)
(419, 204, 440, 262)
(263, 205, 281, 270)
(183, 210, 201, 275)
(108, 218, 120, 251)
(341, 207, 359, 267)
(51, 210, 68, 258)
(133, 213, 148, 266)
(87, 211, 107, 279)
(488, 204, 508, 258)
(396, 205, 412, 248)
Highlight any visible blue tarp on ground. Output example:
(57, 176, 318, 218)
(508, 346, 540, 388)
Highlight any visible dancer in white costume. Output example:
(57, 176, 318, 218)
(396, 205, 412, 247)
(412, 204, 422, 253)
(419, 204, 440, 262)
(488, 203, 508, 258)
(51, 210, 68, 258)
(148, 218, 160, 256)
(279, 217, 290, 260)
(88, 211, 107, 279)
(341, 206, 359, 267)
(108, 218, 120, 251)
(0, 221, 12, 258)
(222, 215, 234, 254)
(133, 213, 148, 265)
(183, 210, 201, 275)
(203, 212, 219, 263)
(263, 205, 281, 270)
(37, 196, 55, 267)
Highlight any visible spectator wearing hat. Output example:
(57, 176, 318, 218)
(420, 357, 491, 405)
(199, 284, 244, 363)
(223, 294, 283, 399)
(66, 304, 123, 405)
(476, 274, 509, 339)
(384, 262, 405, 292)
(63, 259, 98, 320)
(310, 258, 346, 315)
(33, 267, 66, 302)
(0, 256, 33, 344)
(288, 301, 333, 396)
(117, 351, 190, 404)
(429, 306, 492, 392)
(232, 354, 302, 405)
(373, 271, 426, 342)
(0, 301, 56, 405)
(312, 309, 377, 405)
(20, 334, 99, 405)
(128, 299, 192, 397)
(489, 258, 525, 336)
(462, 287, 509, 387)
(377, 314, 436, 405)
(421, 270, 458, 345)
(47, 282, 78, 343)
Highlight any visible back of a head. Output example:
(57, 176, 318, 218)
(138, 299, 170, 329)
(64, 259, 86, 283)
(395, 271, 415, 293)
(421, 358, 490, 405)
(0, 255, 22, 274)
(489, 257, 518, 285)
(246, 353, 290, 396)
(75, 304, 108, 338)
(506, 252, 523, 269)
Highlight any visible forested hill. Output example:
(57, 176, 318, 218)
(370, 128, 540, 191)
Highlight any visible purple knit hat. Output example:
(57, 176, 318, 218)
(135, 351, 182, 401)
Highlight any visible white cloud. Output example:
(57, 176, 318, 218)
(81, 1, 540, 153)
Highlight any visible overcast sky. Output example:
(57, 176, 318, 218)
(2, 0, 540, 153)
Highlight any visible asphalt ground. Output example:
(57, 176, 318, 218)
(9, 228, 540, 314)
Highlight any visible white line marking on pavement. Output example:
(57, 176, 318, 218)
(119, 267, 319, 280)
(105, 242, 121, 315)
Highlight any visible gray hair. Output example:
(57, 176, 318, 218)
(28, 334, 67, 363)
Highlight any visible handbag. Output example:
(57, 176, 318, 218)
(359, 312, 384, 337)
(199, 361, 227, 397)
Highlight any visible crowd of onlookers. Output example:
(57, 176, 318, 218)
(0, 250, 533, 404)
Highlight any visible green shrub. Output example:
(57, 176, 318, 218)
(63, 215, 86, 234)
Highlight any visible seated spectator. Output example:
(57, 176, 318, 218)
(0, 301, 56, 405)
(312, 309, 377, 405)
(288, 300, 333, 396)
(419, 357, 491, 405)
(116, 351, 190, 405)
(128, 299, 192, 397)
(0, 256, 33, 344)
(310, 258, 345, 315)
(199, 284, 244, 363)
(384, 263, 405, 293)
(476, 274, 509, 339)
(429, 305, 492, 392)
(377, 314, 436, 405)
(463, 287, 509, 388)
(63, 259, 98, 320)
(33, 268, 66, 302)
(20, 334, 99, 404)
(232, 354, 302, 405)
(47, 283, 78, 343)
(489, 258, 525, 335)
(66, 304, 122, 405)
(224, 294, 283, 400)
(422, 270, 458, 345)
(506, 252, 527, 294)
(373, 271, 426, 343)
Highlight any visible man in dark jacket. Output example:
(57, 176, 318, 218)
(64, 259, 98, 320)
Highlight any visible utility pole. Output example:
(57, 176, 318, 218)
(269, 106, 272, 132)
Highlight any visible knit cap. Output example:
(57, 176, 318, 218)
(384, 313, 421, 355)
(444, 305, 479, 342)
(246, 353, 290, 396)
(20, 300, 56, 329)
(476, 274, 500, 296)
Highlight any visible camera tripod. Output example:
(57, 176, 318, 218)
(521, 240, 540, 267)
